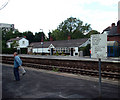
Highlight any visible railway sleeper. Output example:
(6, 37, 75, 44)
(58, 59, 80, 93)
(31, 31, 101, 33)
(2, 59, 119, 73)
(2, 60, 120, 79)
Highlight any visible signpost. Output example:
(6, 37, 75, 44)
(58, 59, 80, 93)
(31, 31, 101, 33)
(118, 1, 120, 20)
(91, 34, 107, 98)
(91, 34, 107, 59)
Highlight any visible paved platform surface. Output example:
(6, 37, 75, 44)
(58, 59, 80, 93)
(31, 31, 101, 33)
(2, 64, 120, 99)
(1, 54, 120, 63)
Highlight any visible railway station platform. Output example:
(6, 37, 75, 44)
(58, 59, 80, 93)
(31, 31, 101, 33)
(1, 64, 120, 99)
(1, 54, 120, 63)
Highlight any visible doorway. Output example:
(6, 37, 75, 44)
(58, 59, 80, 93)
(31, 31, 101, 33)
(71, 48, 73, 56)
(51, 48, 53, 55)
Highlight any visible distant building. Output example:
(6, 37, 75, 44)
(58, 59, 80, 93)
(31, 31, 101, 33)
(7, 37, 29, 49)
(0, 23, 14, 31)
(28, 38, 90, 56)
(102, 20, 120, 43)
(102, 20, 120, 57)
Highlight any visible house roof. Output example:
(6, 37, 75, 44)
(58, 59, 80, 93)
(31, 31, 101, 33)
(102, 21, 120, 36)
(103, 26, 111, 32)
(7, 37, 25, 42)
(29, 38, 89, 48)
(109, 26, 118, 35)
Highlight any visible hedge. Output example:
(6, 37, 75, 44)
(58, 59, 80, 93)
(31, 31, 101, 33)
(2, 48, 28, 54)
(2, 48, 17, 54)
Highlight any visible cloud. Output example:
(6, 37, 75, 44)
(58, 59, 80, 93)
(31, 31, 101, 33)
(78, 0, 118, 6)
(0, 0, 119, 35)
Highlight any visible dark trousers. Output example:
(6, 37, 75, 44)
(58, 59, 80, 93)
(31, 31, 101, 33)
(14, 67, 20, 81)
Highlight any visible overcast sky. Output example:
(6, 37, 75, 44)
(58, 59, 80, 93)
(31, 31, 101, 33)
(0, 0, 119, 36)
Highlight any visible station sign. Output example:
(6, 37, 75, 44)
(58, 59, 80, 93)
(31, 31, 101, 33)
(118, 1, 120, 20)
(91, 34, 107, 59)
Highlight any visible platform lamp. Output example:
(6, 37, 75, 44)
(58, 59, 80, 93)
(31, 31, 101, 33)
(41, 41, 43, 55)
(40, 29, 44, 55)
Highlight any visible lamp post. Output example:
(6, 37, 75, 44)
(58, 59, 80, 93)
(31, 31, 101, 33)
(40, 29, 43, 32)
(40, 29, 44, 55)
(41, 42, 43, 55)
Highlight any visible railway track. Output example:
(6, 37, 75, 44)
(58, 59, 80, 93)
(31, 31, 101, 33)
(1, 56, 120, 79)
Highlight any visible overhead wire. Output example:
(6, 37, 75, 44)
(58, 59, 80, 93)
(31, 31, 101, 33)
(0, 0, 10, 10)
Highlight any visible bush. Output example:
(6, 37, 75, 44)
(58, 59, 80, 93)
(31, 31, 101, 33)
(52, 67, 59, 72)
(55, 51, 59, 56)
(61, 51, 66, 56)
(2, 48, 17, 54)
(19, 48, 27, 54)
(79, 44, 90, 56)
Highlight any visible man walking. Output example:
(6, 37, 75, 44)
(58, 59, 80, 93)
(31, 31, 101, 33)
(13, 52, 23, 81)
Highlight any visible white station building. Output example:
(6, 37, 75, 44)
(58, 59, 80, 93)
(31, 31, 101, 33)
(28, 38, 90, 56)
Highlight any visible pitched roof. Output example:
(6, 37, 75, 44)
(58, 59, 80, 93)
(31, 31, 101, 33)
(109, 26, 117, 35)
(102, 21, 120, 35)
(7, 37, 24, 42)
(103, 26, 111, 32)
(29, 38, 89, 48)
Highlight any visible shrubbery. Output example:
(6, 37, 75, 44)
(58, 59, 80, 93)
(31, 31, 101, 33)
(2, 48, 28, 54)
(79, 44, 90, 56)
(2, 48, 17, 54)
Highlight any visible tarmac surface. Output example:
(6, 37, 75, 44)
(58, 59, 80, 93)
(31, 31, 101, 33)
(2, 64, 120, 99)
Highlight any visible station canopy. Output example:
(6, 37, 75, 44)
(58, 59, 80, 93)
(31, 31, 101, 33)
(107, 41, 119, 46)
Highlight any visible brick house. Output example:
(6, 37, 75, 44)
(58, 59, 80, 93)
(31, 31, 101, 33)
(102, 20, 120, 43)
(102, 20, 120, 57)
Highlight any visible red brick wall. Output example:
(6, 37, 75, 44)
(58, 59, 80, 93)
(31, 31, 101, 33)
(117, 20, 120, 34)
(107, 36, 120, 43)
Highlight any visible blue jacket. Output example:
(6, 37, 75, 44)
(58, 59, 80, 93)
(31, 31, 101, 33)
(14, 56, 22, 68)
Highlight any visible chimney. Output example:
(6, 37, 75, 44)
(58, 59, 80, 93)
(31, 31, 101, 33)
(50, 36, 53, 41)
(41, 36, 44, 42)
(117, 20, 120, 34)
(110, 23, 115, 30)
(68, 34, 71, 40)
(111, 23, 115, 27)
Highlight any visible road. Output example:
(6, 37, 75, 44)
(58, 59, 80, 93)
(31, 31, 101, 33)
(2, 64, 120, 99)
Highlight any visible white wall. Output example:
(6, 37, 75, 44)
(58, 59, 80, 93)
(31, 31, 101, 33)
(18, 38, 29, 48)
(7, 38, 29, 48)
(73, 47, 78, 56)
(33, 48, 49, 53)
(32, 47, 79, 56)
(6, 42, 12, 48)
(75, 47, 78, 53)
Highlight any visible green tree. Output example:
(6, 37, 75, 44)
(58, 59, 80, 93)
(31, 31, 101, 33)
(34, 32, 46, 42)
(51, 17, 92, 40)
(2, 29, 22, 41)
(23, 31, 35, 43)
(85, 30, 100, 38)
(48, 31, 52, 40)
(2, 29, 22, 48)
(2, 40, 6, 48)
(11, 40, 19, 48)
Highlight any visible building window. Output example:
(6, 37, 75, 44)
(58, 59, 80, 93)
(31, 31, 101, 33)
(22, 41, 25, 45)
(66, 48, 69, 53)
